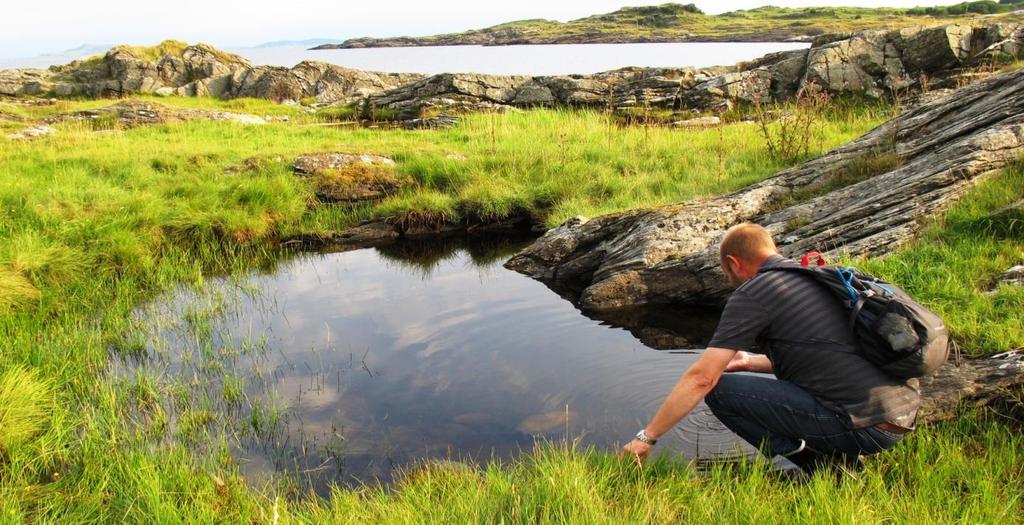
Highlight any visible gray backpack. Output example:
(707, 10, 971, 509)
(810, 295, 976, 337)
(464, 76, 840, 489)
(761, 252, 949, 378)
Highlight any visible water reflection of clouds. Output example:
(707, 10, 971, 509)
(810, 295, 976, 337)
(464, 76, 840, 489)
(134, 241, 750, 486)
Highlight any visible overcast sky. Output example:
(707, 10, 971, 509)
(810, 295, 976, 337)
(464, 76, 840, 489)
(3, 0, 971, 58)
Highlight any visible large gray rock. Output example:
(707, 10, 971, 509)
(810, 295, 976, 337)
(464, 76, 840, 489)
(0, 68, 54, 96)
(970, 22, 1024, 61)
(900, 24, 974, 74)
(360, 21, 1021, 117)
(684, 69, 772, 108)
(801, 30, 904, 96)
(506, 66, 1024, 311)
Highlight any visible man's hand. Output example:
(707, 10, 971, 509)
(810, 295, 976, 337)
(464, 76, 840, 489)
(620, 438, 652, 465)
(725, 351, 751, 372)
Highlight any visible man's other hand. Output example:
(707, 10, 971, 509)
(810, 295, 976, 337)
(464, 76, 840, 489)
(725, 351, 751, 372)
(620, 438, 652, 465)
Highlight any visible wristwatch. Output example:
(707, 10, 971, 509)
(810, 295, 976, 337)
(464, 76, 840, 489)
(634, 429, 657, 446)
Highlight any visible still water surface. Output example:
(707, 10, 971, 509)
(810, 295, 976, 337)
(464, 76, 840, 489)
(122, 236, 753, 489)
(234, 42, 809, 75)
(4, 42, 807, 76)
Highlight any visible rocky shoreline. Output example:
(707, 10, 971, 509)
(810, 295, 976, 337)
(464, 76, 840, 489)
(309, 3, 1017, 50)
(2, 21, 1021, 121)
(313, 31, 821, 50)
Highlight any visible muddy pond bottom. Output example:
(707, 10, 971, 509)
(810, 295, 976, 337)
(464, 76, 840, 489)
(118, 236, 756, 490)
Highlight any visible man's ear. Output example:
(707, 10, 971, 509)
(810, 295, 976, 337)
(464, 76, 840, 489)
(725, 254, 740, 274)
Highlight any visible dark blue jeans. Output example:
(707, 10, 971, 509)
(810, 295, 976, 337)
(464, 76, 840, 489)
(705, 374, 905, 460)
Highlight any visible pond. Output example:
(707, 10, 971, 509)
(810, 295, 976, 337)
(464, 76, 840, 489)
(116, 235, 755, 491)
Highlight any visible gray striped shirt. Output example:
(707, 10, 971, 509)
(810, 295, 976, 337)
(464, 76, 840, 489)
(708, 255, 920, 428)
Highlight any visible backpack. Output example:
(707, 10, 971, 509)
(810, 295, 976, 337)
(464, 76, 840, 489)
(760, 251, 949, 379)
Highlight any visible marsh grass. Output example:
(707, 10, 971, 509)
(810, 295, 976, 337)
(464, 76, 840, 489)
(0, 95, 1021, 522)
(0, 366, 54, 456)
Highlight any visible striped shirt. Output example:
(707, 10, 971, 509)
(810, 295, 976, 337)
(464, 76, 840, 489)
(707, 254, 920, 428)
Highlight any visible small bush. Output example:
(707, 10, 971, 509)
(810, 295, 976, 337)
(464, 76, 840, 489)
(752, 86, 832, 162)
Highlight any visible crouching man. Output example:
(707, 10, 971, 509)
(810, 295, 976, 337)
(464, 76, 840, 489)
(621, 223, 919, 475)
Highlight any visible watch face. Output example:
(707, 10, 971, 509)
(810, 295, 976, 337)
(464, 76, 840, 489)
(636, 430, 655, 444)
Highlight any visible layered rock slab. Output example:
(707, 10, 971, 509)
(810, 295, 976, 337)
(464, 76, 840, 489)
(505, 66, 1024, 311)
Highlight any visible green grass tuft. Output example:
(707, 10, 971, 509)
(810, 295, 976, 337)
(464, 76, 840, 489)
(0, 366, 53, 455)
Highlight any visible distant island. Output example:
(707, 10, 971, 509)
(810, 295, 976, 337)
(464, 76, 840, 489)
(312, 1, 1024, 49)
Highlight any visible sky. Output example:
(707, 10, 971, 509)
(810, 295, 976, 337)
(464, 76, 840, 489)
(2, 0, 973, 58)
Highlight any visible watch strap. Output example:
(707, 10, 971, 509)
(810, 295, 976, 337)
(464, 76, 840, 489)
(635, 429, 657, 445)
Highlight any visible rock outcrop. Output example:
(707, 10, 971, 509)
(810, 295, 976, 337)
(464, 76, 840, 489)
(292, 153, 406, 203)
(364, 67, 704, 119)
(505, 66, 1024, 311)
(0, 41, 423, 104)
(918, 349, 1023, 422)
(2, 21, 1020, 117)
(44, 100, 267, 128)
(362, 21, 1022, 117)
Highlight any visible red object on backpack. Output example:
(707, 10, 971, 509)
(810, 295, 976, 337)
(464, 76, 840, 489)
(800, 251, 827, 267)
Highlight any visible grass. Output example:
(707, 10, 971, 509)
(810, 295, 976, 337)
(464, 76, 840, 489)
(293, 411, 1023, 523)
(0, 366, 54, 456)
(0, 94, 1021, 521)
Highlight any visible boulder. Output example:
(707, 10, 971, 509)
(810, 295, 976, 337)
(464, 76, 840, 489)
(970, 22, 1024, 62)
(506, 67, 1024, 311)
(292, 153, 396, 176)
(684, 69, 772, 108)
(0, 69, 53, 96)
(801, 30, 894, 94)
(672, 115, 720, 127)
(900, 24, 974, 73)
(6, 125, 56, 140)
(292, 153, 404, 203)
(369, 73, 529, 118)
(993, 265, 1024, 288)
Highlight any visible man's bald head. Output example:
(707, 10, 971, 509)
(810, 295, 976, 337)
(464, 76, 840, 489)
(720, 223, 777, 264)
(719, 223, 778, 286)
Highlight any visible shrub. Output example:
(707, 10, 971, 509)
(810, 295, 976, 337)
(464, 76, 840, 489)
(751, 85, 833, 162)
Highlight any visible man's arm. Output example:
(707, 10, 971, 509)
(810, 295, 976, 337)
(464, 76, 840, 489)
(621, 347, 736, 462)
